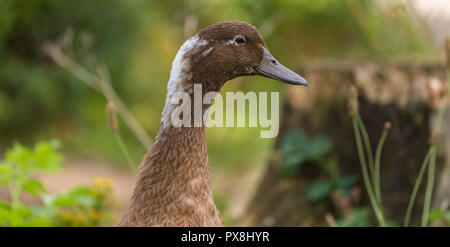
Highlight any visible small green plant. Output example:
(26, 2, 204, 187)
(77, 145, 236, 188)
(0, 140, 62, 226)
(0, 141, 116, 226)
(404, 39, 450, 227)
(428, 208, 450, 226)
(279, 129, 332, 176)
(280, 129, 358, 209)
(305, 176, 357, 203)
(348, 87, 389, 226)
(48, 177, 116, 227)
(336, 207, 371, 227)
(349, 39, 450, 227)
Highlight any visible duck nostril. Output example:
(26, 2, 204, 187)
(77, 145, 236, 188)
(270, 59, 277, 65)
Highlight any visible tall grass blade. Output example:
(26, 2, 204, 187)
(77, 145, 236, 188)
(403, 148, 432, 226)
(353, 115, 385, 226)
(374, 123, 390, 208)
(356, 115, 376, 189)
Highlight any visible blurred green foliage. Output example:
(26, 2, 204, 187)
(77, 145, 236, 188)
(305, 176, 356, 202)
(280, 129, 357, 204)
(337, 207, 371, 227)
(429, 208, 450, 226)
(0, 141, 115, 226)
(0, 0, 436, 170)
(280, 129, 332, 175)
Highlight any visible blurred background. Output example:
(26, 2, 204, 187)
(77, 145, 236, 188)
(0, 0, 449, 226)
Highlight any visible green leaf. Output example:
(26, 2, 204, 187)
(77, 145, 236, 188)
(0, 204, 34, 226)
(52, 195, 77, 207)
(33, 140, 63, 172)
(305, 179, 334, 202)
(306, 134, 332, 158)
(4, 141, 63, 174)
(427, 209, 450, 225)
(337, 208, 371, 227)
(281, 153, 306, 175)
(68, 187, 96, 206)
(53, 186, 96, 207)
(0, 163, 13, 185)
(280, 129, 333, 176)
(22, 179, 46, 197)
(0, 207, 21, 226)
(334, 175, 357, 197)
(5, 143, 34, 172)
(280, 130, 308, 153)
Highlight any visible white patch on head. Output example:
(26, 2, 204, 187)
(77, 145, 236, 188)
(224, 35, 244, 46)
(161, 35, 208, 129)
(224, 39, 235, 46)
(201, 47, 213, 57)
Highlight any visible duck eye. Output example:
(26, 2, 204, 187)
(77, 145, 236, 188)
(235, 37, 245, 44)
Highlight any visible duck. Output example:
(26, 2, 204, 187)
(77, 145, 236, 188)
(116, 21, 307, 227)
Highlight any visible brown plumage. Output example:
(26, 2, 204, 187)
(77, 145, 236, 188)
(117, 21, 307, 227)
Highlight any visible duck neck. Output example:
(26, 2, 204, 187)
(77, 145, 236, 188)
(143, 79, 215, 188)
(150, 124, 208, 181)
(131, 35, 223, 212)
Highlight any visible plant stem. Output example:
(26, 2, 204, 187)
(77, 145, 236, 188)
(353, 116, 385, 226)
(374, 128, 388, 207)
(114, 132, 136, 173)
(356, 115, 383, 212)
(403, 148, 432, 226)
(43, 44, 153, 150)
(357, 115, 375, 186)
(421, 147, 436, 226)
(10, 179, 22, 210)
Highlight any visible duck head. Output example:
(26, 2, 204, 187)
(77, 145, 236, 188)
(172, 21, 307, 94)
(161, 21, 307, 129)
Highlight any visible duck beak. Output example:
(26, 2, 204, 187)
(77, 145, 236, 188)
(254, 47, 307, 86)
